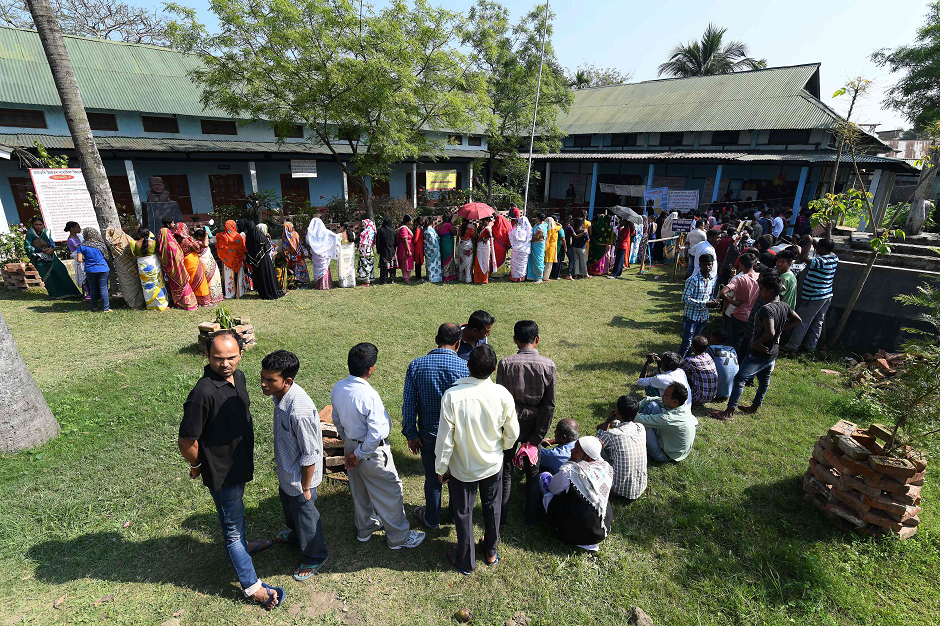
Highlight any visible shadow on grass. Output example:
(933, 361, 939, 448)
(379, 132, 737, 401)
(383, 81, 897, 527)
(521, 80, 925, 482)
(609, 473, 848, 608)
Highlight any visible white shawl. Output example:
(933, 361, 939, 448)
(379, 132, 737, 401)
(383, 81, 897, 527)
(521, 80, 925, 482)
(305, 217, 340, 260)
(509, 217, 532, 255)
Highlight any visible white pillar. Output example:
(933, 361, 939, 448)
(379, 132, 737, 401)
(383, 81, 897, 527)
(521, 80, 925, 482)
(543, 162, 551, 202)
(342, 168, 349, 202)
(0, 195, 8, 233)
(468, 163, 473, 202)
(249, 161, 259, 193)
(411, 163, 417, 209)
(124, 159, 142, 224)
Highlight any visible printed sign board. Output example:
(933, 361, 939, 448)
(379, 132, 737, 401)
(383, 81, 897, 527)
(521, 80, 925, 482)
(670, 218, 693, 233)
(427, 170, 457, 191)
(643, 187, 669, 215)
(29, 168, 99, 242)
(291, 160, 318, 178)
(599, 183, 646, 197)
(667, 190, 700, 212)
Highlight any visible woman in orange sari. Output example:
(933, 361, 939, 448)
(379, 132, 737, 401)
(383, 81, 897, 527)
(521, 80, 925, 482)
(473, 216, 497, 284)
(217, 220, 248, 298)
(282, 221, 309, 285)
(174, 223, 212, 307)
(157, 227, 197, 310)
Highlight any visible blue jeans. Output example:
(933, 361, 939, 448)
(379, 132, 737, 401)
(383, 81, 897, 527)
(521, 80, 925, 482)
(727, 355, 776, 410)
(419, 430, 442, 527)
(679, 316, 707, 358)
(86, 270, 110, 311)
(210, 484, 258, 592)
(641, 401, 674, 463)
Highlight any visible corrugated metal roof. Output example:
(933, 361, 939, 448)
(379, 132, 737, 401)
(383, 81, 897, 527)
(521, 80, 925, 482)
(524, 150, 916, 171)
(0, 26, 225, 117)
(0, 133, 483, 159)
(558, 65, 837, 134)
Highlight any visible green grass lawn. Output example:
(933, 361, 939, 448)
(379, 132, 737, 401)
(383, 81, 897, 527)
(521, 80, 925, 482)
(0, 267, 937, 626)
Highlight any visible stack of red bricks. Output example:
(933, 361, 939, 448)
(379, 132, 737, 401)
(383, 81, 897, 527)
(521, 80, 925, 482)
(196, 319, 256, 352)
(803, 420, 926, 539)
(2, 263, 44, 290)
(318, 405, 348, 485)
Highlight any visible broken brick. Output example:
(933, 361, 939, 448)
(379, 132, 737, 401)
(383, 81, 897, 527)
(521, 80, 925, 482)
(811, 459, 840, 486)
(863, 509, 905, 533)
(897, 526, 918, 540)
(908, 470, 926, 486)
(868, 456, 917, 480)
(840, 474, 881, 498)
(825, 501, 865, 527)
(802, 492, 828, 512)
(835, 434, 871, 461)
(868, 423, 895, 444)
(851, 430, 885, 455)
(862, 493, 920, 521)
(840, 456, 883, 482)
(828, 420, 857, 440)
(803, 472, 832, 498)
(813, 439, 830, 466)
(873, 358, 896, 375)
(831, 488, 871, 516)
(822, 449, 848, 475)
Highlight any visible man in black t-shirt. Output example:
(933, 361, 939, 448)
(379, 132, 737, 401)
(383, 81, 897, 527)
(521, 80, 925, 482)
(177, 330, 284, 610)
(710, 275, 801, 422)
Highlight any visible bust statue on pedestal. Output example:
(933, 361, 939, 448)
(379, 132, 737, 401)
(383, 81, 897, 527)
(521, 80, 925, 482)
(142, 176, 184, 229)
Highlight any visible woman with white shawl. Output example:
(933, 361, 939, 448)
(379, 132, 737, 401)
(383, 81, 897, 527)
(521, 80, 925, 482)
(305, 217, 340, 290)
(508, 216, 532, 282)
(661, 211, 679, 261)
(539, 436, 614, 551)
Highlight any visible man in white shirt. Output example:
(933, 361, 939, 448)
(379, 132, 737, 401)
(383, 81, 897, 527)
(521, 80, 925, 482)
(771, 209, 785, 240)
(689, 229, 719, 280)
(436, 345, 519, 574)
(636, 351, 692, 407)
(331, 343, 425, 550)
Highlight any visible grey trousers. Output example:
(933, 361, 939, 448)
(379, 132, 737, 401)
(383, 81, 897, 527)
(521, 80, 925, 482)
(279, 487, 328, 566)
(344, 440, 411, 547)
(569, 247, 587, 277)
(785, 297, 831, 352)
(450, 470, 502, 573)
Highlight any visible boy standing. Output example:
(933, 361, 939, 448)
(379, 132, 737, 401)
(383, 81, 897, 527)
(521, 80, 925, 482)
(260, 350, 328, 581)
(775, 249, 798, 310)
(679, 253, 716, 357)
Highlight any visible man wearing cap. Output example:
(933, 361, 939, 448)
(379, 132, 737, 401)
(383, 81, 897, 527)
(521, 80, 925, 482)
(538, 436, 614, 552)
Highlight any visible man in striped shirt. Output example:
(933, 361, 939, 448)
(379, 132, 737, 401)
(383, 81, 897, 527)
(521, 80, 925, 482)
(783, 237, 838, 355)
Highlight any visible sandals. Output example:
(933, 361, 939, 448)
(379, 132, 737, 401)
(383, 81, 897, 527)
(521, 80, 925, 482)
(247, 538, 274, 555)
(258, 582, 285, 611)
(274, 529, 293, 545)
(476, 540, 498, 567)
(448, 549, 472, 576)
(293, 556, 329, 581)
(709, 410, 734, 422)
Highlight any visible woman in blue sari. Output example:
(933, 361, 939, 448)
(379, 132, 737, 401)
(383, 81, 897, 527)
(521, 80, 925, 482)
(423, 218, 442, 283)
(526, 212, 547, 282)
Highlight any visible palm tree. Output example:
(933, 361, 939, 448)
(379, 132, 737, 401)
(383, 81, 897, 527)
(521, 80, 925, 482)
(657, 23, 766, 78)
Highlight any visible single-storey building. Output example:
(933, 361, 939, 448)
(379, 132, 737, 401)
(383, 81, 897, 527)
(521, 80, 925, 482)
(530, 63, 921, 226)
(0, 25, 484, 231)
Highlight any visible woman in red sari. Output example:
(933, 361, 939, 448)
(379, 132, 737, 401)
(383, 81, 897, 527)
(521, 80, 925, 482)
(473, 216, 497, 284)
(157, 227, 197, 310)
(282, 221, 309, 285)
(396, 214, 415, 284)
(174, 223, 213, 307)
(413, 219, 424, 281)
(217, 219, 248, 298)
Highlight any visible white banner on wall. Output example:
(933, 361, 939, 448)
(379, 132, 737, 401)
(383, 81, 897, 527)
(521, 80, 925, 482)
(29, 168, 99, 242)
(667, 190, 700, 212)
(643, 187, 669, 215)
(291, 159, 318, 178)
(599, 183, 646, 197)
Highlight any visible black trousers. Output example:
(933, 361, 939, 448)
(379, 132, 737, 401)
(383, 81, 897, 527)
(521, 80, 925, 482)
(501, 421, 543, 526)
(414, 262, 422, 280)
(551, 248, 565, 279)
(449, 471, 502, 573)
(279, 487, 328, 566)
(379, 263, 397, 284)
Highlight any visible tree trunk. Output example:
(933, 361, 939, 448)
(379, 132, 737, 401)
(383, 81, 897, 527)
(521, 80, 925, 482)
(486, 151, 494, 205)
(25, 0, 120, 233)
(0, 312, 60, 452)
(908, 146, 938, 235)
(824, 92, 858, 238)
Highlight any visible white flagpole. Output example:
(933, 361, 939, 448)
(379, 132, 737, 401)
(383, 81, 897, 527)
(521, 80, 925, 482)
(522, 0, 550, 217)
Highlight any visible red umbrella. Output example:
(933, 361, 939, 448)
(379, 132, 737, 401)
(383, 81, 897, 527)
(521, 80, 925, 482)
(457, 202, 496, 221)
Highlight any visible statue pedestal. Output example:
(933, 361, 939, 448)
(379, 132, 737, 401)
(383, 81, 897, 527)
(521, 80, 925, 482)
(143, 201, 184, 230)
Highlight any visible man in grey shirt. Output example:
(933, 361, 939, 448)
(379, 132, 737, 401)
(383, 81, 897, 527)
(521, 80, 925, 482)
(260, 350, 328, 580)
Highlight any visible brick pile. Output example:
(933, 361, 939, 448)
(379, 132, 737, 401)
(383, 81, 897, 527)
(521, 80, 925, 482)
(196, 318, 256, 352)
(2, 263, 44, 290)
(803, 420, 927, 539)
(318, 405, 348, 485)
(846, 350, 908, 387)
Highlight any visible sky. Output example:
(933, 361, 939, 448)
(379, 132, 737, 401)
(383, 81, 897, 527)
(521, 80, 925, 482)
(148, 0, 932, 131)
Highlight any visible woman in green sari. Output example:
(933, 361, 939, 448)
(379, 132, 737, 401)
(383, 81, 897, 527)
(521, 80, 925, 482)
(587, 214, 615, 276)
(23, 216, 82, 299)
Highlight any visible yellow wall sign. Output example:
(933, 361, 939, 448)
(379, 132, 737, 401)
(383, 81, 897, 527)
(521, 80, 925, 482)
(426, 170, 457, 191)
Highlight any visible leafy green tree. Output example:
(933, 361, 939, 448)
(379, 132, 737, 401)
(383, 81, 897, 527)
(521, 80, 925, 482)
(657, 23, 766, 78)
(167, 0, 487, 220)
(567, 62, 632, 89)
(464, 0, 572, 205)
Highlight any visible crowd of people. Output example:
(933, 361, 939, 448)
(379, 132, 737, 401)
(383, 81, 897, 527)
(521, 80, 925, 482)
(179, 311, 674, 609)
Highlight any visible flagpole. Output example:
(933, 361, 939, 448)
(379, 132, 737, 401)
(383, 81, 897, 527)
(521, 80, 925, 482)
(522, 0, 550, 217)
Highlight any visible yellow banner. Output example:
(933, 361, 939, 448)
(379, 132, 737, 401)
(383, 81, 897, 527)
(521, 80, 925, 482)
(426, 170, 457, 191)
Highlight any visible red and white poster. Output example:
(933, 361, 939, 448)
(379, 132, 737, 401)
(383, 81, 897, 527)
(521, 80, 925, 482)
(29, 168, 100, 242)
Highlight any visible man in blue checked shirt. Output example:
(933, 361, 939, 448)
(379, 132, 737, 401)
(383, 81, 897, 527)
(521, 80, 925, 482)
(402, 323, 470, 529)
(679, 253, 718, 358)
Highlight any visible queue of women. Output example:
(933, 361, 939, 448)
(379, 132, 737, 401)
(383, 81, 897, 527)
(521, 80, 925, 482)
(21, 203, 645, 312)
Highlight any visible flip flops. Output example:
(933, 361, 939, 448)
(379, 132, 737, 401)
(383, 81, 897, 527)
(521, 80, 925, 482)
(247, 538, 274, 555)
(258, 582, 285, 611)
(293, 557, 329, 581)
(448, 549, 472, 576)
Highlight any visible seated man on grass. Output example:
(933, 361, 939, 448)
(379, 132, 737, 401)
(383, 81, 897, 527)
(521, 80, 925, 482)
(636, 351, 691, 408)
(680, 336, 718, 405)
(596, 395, 647, 500)
(634, 383, 697, 463)
(539, 418, 580, 474)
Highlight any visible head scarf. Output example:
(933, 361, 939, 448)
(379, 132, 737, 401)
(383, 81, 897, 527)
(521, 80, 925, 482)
(105, 226, 133, 255)
(243, 220, 270, 263)
(173, 222, 201, 255)
(282, 221, 301, 257)
(81, 227, 111, 259)
(509, 216, 532, 254)
(545, 216, 557, 234)
(562, 437, 614, 518)
(216, 220, 246, 272)
(359, 219, 376, 254)
(305, 217, 339, 260)
(661, 212, 678, 239)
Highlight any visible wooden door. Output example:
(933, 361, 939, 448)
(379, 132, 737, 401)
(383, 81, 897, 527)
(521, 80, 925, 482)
(7, 176, 36, 224)
(107, 176, 135, 216)
(371, 178, 390, 198)
(280, 174, 311, 211)
(154, 174, 194, 215)
(209, 174, 246, 210)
